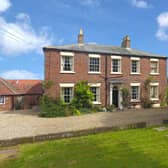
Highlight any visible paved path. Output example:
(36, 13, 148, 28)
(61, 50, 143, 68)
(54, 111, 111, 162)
(0, 108, 168, 140)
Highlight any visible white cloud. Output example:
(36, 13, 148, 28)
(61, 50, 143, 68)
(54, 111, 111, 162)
(156, 12, 168, 41)
(130, 0, 151, 9)
(0, 70, 40, 79)
(79, 0, 101, 7)
(0, 0, 11, 12)
(0, 13, 52, 55)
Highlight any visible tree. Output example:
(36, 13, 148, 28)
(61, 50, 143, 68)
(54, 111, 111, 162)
(121, 87, 130, 108)
(141, 77, 153, 108)
(72, 80, 93, 109)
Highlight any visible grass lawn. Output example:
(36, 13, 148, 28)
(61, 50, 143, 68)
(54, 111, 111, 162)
(0, 126, 168, 168)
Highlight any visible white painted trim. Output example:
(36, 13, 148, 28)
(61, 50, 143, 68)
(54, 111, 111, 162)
(88, 72, 101, 74)
(150, 82, 159, 86)
(131, 57, 140, 60)
(89, 54, 101, 58)
(88, 83, 101, 87)
(110, 72, 122, 74)
(0, 96, 5, 105)
(150, 73, 159, 75)
(60, 52, 74, 56)
(150, 58, 159, 62)
(60, 71, 75, 74)
(60, 83, 74, 87)
(93, 101, 102, 105)
(130, 83, 141, 86)
(130, 72, 141, 75)
(111, 56, 122, 59)
(152, 103, 160, 108)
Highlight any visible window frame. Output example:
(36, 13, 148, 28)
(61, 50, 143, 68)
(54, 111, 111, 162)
(88, 54, 101, 74)
(130, 57, 140, 74)
(111, 56, 122, 74)
(150, 83, 159, 101)
(0, 96, 5, 105)
(130, 83, 140, 102)
(60, 52, 75, 73)
(89, 83, 101, 104)
(150, 59, 159, 75)
(60, 83, 74, 103)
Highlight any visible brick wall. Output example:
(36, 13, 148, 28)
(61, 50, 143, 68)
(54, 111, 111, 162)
(0, 96, 13, 111)
(44, 49, 167, 106)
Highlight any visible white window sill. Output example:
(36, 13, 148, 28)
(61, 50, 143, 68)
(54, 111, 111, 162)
(93, 101, 102, 105)
(150, 73, 159, 75)
(110, 72, 122, 74)
(130, 73, 141, 75)
(88, 72, 101, 74)
(150, 98, 159, 101)
(60, 71, 75, 74)
(130, 99, 140, 103)
(0, 103, 5, 105)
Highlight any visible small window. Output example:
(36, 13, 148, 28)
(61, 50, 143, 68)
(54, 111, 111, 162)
(150, 84, 159, 100)
(61, 56, 74, 72)
(112, 59, 121, 73)
(61, 87, 73, 103)
(150, 61, 158, 74)
(89, 57, 100, 72)
(131, 86, 140, 101)
(90, 87, 100, 103)
(0, 96, 5, 104)
(131, 60, 140, 73)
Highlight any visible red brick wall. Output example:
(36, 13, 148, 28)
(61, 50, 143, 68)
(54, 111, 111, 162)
(44, 49, 167, 106)
(0, 96, 13, 111)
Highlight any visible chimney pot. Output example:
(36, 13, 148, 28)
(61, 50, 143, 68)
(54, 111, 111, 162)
(78, 28, 84, 45)
(121, 35, 131, 48)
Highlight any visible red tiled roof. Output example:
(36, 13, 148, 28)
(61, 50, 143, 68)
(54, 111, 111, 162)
(0, 78, 43, 96)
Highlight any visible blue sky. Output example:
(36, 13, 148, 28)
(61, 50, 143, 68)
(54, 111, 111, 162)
(0, 0, 168, 79)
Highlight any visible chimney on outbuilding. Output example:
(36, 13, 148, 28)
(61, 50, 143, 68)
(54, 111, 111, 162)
(121, 35, 131, 48)
(78, 28, 84, 45)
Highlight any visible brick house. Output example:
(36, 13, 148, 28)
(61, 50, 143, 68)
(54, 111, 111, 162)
(0, 78, 42, 111)
(43, 29, 167, 109)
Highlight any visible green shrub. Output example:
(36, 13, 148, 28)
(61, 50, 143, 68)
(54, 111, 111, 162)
(72, 80, 93, 109)
(91, 105, 103, 112)
(73, 109, 81, 116)
(39, 95, 75, 117)
(106, 105, 115, 112)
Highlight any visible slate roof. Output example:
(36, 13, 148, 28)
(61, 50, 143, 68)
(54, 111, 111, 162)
(0, 78, 43, 96)
(43, 44, 167, 58)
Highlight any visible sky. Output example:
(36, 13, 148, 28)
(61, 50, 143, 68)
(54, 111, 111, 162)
(0, 0, 168, 79)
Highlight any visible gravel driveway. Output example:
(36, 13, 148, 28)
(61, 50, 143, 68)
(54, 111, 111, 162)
(0, 108, 168, 141)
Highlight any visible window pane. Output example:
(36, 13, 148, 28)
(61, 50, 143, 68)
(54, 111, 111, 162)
(90, 87, 100, 102)
(62, 87, 73, 103)
(62, 56, 73, 71)
(0, 96, 4, 104)
(150, 62, 158, 73)
(150, 86, 158, 99)
(131, 86, 139, 100)
(112, 59, 120, 72)
(131, 60, 139, 73)
(89, 58, 100, 72)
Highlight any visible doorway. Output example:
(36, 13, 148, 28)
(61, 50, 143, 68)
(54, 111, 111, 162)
(112, 86, 119, 108)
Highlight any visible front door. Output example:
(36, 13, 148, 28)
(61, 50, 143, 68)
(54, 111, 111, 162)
(112, 86, 118, 107)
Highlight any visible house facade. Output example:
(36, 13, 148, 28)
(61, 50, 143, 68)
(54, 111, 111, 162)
(0, 78, 42, 111)
(43, 30, 167, 109)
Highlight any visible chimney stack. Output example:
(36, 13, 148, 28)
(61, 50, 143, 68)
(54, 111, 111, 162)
(121, 35, 131, 48)
(78, 28, 84, 45)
